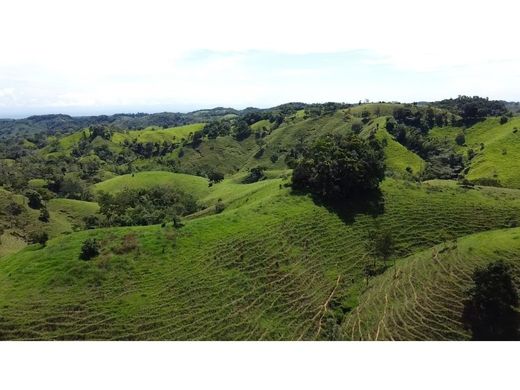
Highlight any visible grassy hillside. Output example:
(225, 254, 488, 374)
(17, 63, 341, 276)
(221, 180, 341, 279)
(361, 117, 425, 176)
(430, 117, 520, 187)
(342, 227, 520, 341)
(93, 171, 210, 199)
(0, 188, 100, 257)
(1, 178, 520, 340)
(112, 123, 205, 144)
(464, 117, 520, 188)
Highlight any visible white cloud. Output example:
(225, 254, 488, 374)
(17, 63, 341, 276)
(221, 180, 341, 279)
(1, 0, 519, 114)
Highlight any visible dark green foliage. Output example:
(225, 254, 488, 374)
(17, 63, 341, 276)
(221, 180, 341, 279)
(215, 201, 226, 214)
(367, 228, 395, 264)
(6, 202, 23, 216)
(291, 133, 385, 201)
(97, 186, 198, 227)
(233, 120, 252, 141)
(207, 170, 224, 185)
(462, 261, 519, 340)
(38, 207, 50, 222)
(455, 132, 466, 146)
(202, 120, 232, 139)
(80, 238, 100, 260)
(192, 130, 204, 147)
(243, 166, 266, 184)
(351, 120, 363, 134)
(29, 231, 49, 246)
(83, 214, 100, 229)
(500, 116, 509, 125)
(433, 96, 507, 125)
(172, 214, 183, 228)
(88, 125, 112, 141)
(25, 190, 43, 209)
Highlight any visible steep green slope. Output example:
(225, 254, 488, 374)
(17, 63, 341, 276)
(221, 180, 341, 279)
(0, 188, 100, 257)
(1, 178, 520, 340)
(93, 171, 210, 199)
(464, 117, 520, 187)
(342, 227, 520, 341)
(361, 117, 425, 176)
(430, 117, 520, 187)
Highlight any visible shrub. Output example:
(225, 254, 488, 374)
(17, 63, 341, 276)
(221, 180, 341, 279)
(172, 214, 183, 229)
(29, 231, 49, 246)
(38, 207, 50, 222)
(455, 132, 466, 146)
(351, 120, 363, 134)
(215, 201, 226, 214)
(7, 202, 23, 216)
(500, 116, 508, 125)
(26, 190, 43, 209)
(207, 171, 224, 185)
(80, 238, 100, 260)
(243, 166, 266, 184)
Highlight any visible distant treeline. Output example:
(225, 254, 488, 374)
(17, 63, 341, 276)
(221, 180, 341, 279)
(0, 103, 307, 139)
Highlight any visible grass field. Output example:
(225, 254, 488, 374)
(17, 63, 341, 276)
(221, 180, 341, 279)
(1, 178, 520, 340)
(93, 171, 210, 199)
(342, 227, 520, 340)
(430, 117, 520, 187)
(112, 123, 205, 144)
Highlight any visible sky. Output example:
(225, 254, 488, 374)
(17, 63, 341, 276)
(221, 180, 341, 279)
(1, 0, 520, 117)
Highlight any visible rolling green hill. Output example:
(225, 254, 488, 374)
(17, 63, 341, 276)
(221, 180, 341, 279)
(342, 227, 520, 341)
(93, 171, 210, 199)
(2, 100, 520, 341)
(1, 178, 520, 340)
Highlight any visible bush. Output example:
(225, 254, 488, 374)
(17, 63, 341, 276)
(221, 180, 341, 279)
(207, 170, 224, 185)
(455, 132, 466, 146)
(29, 231, 49, 246)
(243, 166, 266, 184)
(7, 202, 23, 216)
(26, 190, 43, 209)
(291, 133, 385, 201)
(500, 116, 509, 125)
(38, 207, 50, 222)
(80, 238, 100, 260)
(215, 201, 226, 214)
(351, 120, 363, 134)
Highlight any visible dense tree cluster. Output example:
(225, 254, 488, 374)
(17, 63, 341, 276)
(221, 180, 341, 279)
(433, 96, 508, 125)
(96, 186, 198, 227)
(291, 133, 385, 201)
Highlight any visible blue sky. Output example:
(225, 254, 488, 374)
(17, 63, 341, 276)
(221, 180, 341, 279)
(1, 0, 519, 117)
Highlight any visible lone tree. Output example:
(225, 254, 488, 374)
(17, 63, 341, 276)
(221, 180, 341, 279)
(367, 228, 395, 266)
(291, 133, 385, 202)
(462, 261, 519, 340)
(80, 238, 100, 260)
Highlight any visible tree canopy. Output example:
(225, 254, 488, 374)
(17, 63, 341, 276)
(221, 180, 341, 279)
(291, 133, 385, 201)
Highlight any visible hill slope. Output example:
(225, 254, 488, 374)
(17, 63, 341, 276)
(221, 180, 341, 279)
(1, 178, 520, 340)
(342, 227, 520, 340)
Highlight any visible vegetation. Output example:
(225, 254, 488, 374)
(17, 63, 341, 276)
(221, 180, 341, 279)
(1, 97, 520, 340)
(292, 133, 385, 201)
(462, 261, 519, 340)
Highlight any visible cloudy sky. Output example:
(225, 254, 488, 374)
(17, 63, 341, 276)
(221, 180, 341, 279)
(1, 0, 519, 117)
